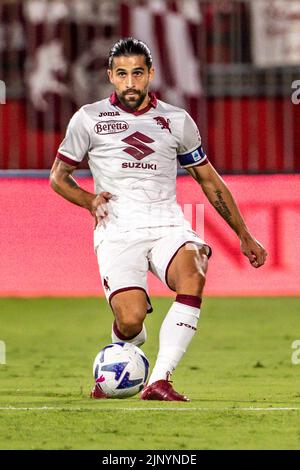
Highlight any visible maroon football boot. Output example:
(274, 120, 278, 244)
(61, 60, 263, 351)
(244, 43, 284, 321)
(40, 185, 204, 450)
(141, 380, 189, 402)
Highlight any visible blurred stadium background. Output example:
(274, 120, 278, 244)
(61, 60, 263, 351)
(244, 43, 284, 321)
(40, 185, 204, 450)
(0, 0, 300, 297)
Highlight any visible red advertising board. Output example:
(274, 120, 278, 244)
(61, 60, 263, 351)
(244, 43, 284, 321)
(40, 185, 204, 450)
(0, 175, 299, 297)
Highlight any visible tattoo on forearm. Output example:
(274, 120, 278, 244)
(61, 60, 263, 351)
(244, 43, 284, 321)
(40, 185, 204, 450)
(213, 190, 232, 225)
(63, 174, 79, 189)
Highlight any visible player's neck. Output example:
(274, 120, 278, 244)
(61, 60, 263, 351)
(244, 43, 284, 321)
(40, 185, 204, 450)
(118, 93, 150, 112)
(135, 93, 151, 111)
(110, 90, 155, 115)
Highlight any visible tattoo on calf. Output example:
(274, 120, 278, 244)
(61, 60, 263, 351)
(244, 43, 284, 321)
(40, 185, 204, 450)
(213, 190, 232, 225)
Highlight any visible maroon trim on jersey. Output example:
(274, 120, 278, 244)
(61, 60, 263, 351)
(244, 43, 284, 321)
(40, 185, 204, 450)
(165, 241, 212, 292)
(56, 152, 79, 167)
(109, 286, 153, 313)
(112, 320, 143, 341)
(175, 294, 202, 309)
(109, 91, 158, 116)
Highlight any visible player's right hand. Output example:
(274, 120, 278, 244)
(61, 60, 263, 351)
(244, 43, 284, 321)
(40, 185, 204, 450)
(90, 192, 113, 228)
(240, 234, 267, 268)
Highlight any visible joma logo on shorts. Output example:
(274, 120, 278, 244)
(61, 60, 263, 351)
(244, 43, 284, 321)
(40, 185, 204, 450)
(176, 322, 197, 331)
(122, 162, 157, 170)
(94, 121, 129, 134)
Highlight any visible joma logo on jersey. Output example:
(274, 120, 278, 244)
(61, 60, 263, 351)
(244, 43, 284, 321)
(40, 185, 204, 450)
(98, 111, 120, 117)
(122, 131, 155, 160)
(94, 121, 129, 135)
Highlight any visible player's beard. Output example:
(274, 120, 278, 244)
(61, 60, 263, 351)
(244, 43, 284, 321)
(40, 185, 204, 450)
(118, 89, 148, 111)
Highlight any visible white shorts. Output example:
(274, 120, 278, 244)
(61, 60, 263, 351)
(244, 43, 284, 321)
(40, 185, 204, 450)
(94, 225, 211, 313)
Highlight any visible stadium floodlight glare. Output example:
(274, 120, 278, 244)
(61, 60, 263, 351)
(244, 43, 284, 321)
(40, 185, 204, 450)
(0, 341, 6, 365)
(0, 80, 6, 104)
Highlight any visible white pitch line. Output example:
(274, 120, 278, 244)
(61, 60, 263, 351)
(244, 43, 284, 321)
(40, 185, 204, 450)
(0, 406, 299, 412)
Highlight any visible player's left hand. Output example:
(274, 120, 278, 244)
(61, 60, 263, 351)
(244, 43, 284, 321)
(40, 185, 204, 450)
(240, 234, 267, 268)
(91, 191, 113, 228)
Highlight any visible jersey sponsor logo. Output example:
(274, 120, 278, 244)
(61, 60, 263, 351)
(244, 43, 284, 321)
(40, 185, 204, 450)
(122, 131, 155, 160)
(153, 116, 171, 133)
(94, 120, 129, 135)
(122, 162, 157, 170)
(98, 111, 120, 117)
(176, 322, 197, 331)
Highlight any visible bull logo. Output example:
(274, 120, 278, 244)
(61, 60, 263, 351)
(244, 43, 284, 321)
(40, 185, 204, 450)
(103, 277, 110, 291)
(153, 116, 171, 133)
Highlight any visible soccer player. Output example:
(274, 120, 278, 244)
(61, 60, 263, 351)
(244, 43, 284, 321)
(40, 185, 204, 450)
(50, 38, 267, 401)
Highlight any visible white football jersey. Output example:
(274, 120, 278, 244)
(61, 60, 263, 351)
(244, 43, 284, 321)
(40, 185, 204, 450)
(57, 92, 208, 232)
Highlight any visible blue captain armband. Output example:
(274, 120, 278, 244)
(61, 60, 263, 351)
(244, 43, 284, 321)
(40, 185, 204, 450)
(177, 145, 208, 168)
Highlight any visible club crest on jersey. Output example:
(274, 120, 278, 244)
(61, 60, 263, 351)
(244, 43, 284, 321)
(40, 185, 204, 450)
(94, 120, 129, 135)
(153, 116, 171, 133)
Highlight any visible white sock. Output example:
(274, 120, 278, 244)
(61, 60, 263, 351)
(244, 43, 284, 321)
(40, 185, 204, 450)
(111, 321, 147, 347)
(148, 297, 201, 385)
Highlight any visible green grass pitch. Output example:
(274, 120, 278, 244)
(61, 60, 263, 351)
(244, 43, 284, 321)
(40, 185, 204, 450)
(0, 296, 300, 450)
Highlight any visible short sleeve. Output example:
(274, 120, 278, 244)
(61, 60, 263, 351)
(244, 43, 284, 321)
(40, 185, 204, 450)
(177, 112, 208, 168)
(56, 108, 90, 166)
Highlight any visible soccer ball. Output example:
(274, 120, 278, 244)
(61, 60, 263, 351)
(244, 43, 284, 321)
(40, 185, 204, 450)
(93, 342, 149, 398)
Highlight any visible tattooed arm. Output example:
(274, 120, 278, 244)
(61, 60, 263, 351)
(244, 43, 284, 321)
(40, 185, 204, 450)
(49, 157, 112, 226)
(186, 162, 267, 268)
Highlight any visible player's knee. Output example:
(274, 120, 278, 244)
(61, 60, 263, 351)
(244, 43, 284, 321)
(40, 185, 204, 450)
(111, 291, 148, 337)
(117, 316, 144, 338)
(113, 303, 146, 337)
(176, 270, 206, 296)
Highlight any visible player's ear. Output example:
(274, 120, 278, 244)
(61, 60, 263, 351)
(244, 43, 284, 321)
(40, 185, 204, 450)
(148, 67, 155, 83)
(107, 69, 114, 84)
